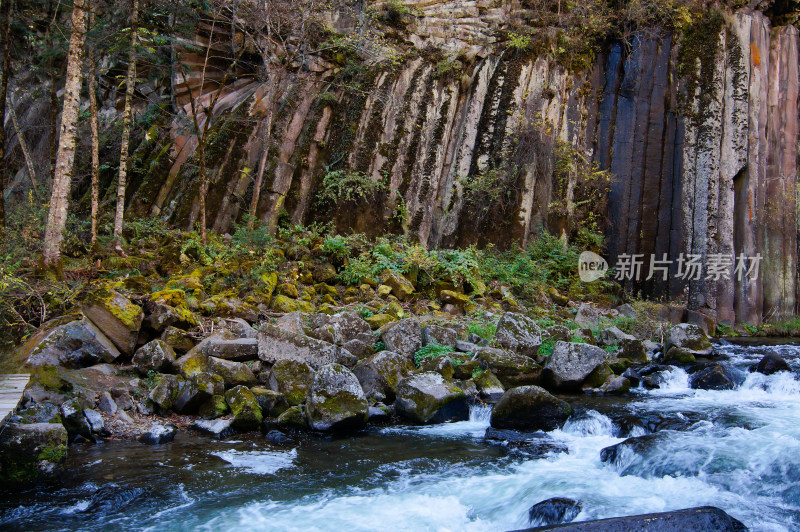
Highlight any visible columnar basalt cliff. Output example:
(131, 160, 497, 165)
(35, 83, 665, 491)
(6, 1, 799, 325)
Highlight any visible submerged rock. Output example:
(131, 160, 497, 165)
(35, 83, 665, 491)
(543, 342, 607, 391)
(690, 364, 743, 391)
(306, 363, 369, 431)
(138, 424, 177, 445)
(394, 372, 468, 424)
(528, 497, 582, 526)
(524, 506, 747, 531)
(753, 352, 791, 375)
(490, 386, 572, 432)
(494, 312, 543, 358)
(484, 428, 568, 457)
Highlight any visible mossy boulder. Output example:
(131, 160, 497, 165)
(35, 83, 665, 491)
(148, 302, 199, 332)
(0, 423, 68, 484)
(59, 398, 92, 439)
(150, 289, 188, 308)
(381, 270, 415, 300)
(306, 363, 369, 432)
(422, 325, 458, 348)
(276, 405, 307, 429)
(173, 350, 209, 379)
(250, 387, 289, 417)
(225, 385, 263, 431)
(272, 294, 300, 313)
(365, 313, 394, 329)
(208, 356, 257, 387)
(29, 365, 72, 393)
(352, 351, 414, 402)
(133, 340, 177, 375)
(268, 359, 316, 406)
(440, 290, 470, 308)
(258, 272, 278, 305)
(495, 312, 543, 359)
(82, 287, 144, 355)
(198, 394, 229, 419)
(474, 370, 504, 403)
(663, 346, 696, 364)
(199, 294, 258, 322)
(490, 385, 573, 431)
(167, 272, 204, 292)
(475, 348, 542, 388)
(160, 326, 196, 353)
(420, 355, 455, 380)
(148, 374, 181, 411)
(665, 323, 712, 355)
(394, 372, 468, 424)
(619, 338, 648, 363)
(277, 283, 299, 298)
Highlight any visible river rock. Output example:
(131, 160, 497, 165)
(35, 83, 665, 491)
(381, 318, 422, 359)
(250, 387, 289, 417)
(161, 326, 196, 353)
(133, 340, 177, 375)
(275, 405, 307, 429)
(599, 376, 631, 394)
(528, 497, 582, 526)
(422, 324, 458, 347)
(597, 326, 635, 346)
(543, 341, 607, 391)
(268, 359, 316, 406)
(474, 370, 504, 403)
(192, 334, 259, 362)
(83, 409, 107, 436)
(0, 423, 68, 484)
(225, 385, 263, 431)
(148, 374, 180, 411)
(191, 419, 234, 440)
(207, 356, 257, 387)
(476, 347, 542, 388)
(490, 386, 573, 431)
(619, 338, 648, 363)
(394, 372, 468, 424)
(23, 318, 121, 369)
(257, 323, 357, 369)
(690, 364, 743, 391)
(353, 351, 414, 402)
(82, 287, 144, 355)
(60, 398, 92, 439)
(172, 377, 211, 414)
(138, 424, 177, 445)
(484, 428, 569, 458)
(306, 363, 369, 431)
(526, 506, 747, 531)
(198, 394, 229, 419)
(495, 312, 543, 358)
(753, 352, 791, 375)
(665, 323, 713, 355)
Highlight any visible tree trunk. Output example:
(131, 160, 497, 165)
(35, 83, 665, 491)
(112, 0, 139, 252)
(198, 139, 207, 243)
(88, 10, 100, 248)
(248, 73, 280, 229)
(8, 103, 38, 197)
(0, 0, 13, 231)
(42, 0, 88, 267)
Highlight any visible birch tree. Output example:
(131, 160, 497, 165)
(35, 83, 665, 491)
(0, 0, 13, 231)
(112, 0, 139, 252)
(43, 0, 88, 267)
(88, 4, 100, 247)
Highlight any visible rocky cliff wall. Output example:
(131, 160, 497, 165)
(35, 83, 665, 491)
(7, 2, 798, 325)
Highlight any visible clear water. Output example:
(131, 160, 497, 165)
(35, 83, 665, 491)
(2, 342, 799, 531)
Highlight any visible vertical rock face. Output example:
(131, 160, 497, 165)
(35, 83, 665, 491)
(94, 3, 798, 324)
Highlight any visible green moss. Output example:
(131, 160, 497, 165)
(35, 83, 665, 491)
(37, 442, 67, 463)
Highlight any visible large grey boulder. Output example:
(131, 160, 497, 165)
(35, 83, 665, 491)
(23, 318, 121, 369)
(306, 363, 369, 431)
(191, 333, 258, 362)
(422, 325, 458, 347)
(574, 304, 601, 328)
(148, 374, 181, 411)
(207, 356, 257, 387)
(352, 351, 414, 402)
(495, 312, 543, 358)
(394, 372, 468, 424)
(381, 318, 422, 359)
(133, 340, 177, 375)
(257, 323, 357, 369)
(665, 323, 713, 356)
(490, 386, 573, 431)
(0, 423, 68, 484)
(543, 341, 608, 391)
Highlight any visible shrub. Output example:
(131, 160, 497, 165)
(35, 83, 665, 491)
(319, 169, 384, 204)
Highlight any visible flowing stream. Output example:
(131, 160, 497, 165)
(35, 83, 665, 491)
(2, 341, 799, 531)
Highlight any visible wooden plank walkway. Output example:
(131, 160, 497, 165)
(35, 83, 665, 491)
(0, 374, 30, 426)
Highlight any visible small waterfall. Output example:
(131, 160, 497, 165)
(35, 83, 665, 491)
(468, 404, 492, 424)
